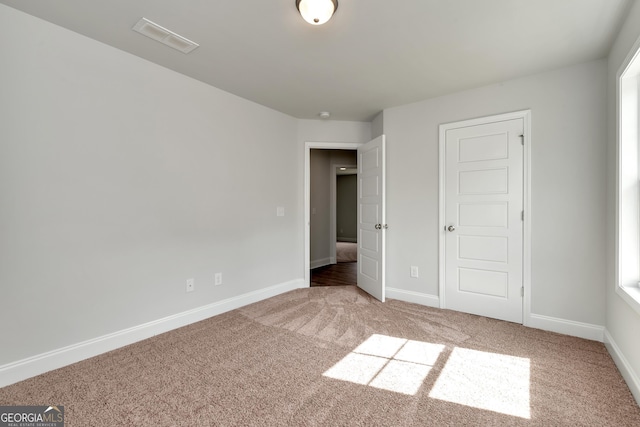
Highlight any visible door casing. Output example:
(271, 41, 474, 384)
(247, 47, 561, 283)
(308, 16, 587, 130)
(438, 110, 532, 326)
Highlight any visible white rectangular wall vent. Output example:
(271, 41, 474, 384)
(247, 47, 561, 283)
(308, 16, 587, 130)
(132, 18, 199, 54)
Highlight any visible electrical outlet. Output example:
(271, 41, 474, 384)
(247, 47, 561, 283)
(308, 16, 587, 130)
(215, 273, 222, 286)
(410, 266, 419, 278)
(186, 278, 195, 293)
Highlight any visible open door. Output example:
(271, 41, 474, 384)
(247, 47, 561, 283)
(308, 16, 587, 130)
(357, 135, 386, 301)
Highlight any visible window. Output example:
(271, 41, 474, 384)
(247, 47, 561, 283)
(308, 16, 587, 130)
(617, 34, 640, 315)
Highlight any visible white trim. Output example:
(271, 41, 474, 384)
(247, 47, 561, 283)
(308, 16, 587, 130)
(604, 329, 640, 405)
(438, 110, 532, 325)
(385, 287, 604, 343)
(0, 279, 305, 388)
(305, 141, 364, 287)
(522, 113, 533, 326)
(528, 313, 604, 342)
(615, 31, 640, 315)
(386, 287, 440, 308)
(439, 125, 447, 308)
(616, 285, 640, 316)
(310, 257, 332, 269)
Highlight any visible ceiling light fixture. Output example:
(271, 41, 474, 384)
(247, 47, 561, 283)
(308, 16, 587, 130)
(296, 0, 338, 25)
(319, 111, 331, 119)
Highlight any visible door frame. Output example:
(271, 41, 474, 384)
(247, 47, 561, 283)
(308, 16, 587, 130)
(305, 141, 363, 287)
(438, 110, 532, 326)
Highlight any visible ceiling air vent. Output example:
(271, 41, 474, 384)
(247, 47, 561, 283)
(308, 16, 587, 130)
(132, 18, 199, 54)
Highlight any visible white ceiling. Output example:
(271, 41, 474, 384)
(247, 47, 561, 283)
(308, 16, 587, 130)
(0, 0, 632, 121)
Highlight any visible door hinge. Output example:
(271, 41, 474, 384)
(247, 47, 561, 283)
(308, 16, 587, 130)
(519, 134, 524, 145)
(521, 210, 524, 221)
(521, 287, 524, 297)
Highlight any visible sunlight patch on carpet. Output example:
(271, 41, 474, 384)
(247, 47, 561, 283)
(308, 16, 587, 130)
(429, 347, 531, 419)
(323, 334, 444, 395)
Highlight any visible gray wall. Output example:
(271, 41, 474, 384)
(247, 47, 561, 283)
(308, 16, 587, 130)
(310, 150, 331, 265)
(0, 5, 299, 365)
(336, 174, 357, 241)
(297, 120, 371, 144)
(606, 0, 640, 401)
(383, 59, 608, 327)
(5, 1, 639, 397)
(371, 112, 384, 139)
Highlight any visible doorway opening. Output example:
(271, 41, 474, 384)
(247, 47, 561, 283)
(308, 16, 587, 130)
(308, 148, 357, 287)
(304, 136, 386, 301)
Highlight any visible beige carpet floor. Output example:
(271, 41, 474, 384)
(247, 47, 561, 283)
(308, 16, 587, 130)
(1, 286, 639, 426)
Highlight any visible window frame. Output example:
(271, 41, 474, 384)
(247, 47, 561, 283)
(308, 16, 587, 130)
(616, 33, 640, 315)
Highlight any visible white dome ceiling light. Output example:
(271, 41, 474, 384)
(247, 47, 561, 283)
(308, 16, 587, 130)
(296, 0, 338, 25)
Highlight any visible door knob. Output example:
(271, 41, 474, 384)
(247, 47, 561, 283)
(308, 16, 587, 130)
(375, 224, 381, 230)
(447, 225, 456, 232)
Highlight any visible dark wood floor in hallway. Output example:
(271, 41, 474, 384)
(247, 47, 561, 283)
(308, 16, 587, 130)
(311, 262, 357, 287)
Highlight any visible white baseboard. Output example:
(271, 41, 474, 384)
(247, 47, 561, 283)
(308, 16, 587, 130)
(386, 287, 440, 308)
(604, 329, 640, 405)
(385, 288, 605, 342)
(310, 258, 332, 269)
(526, 313, 604, 342)
(0, 279, 305, 388)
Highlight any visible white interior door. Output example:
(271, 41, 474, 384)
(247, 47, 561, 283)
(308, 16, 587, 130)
(443, 118, 524, 323)
(357, 135, 386, 301)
